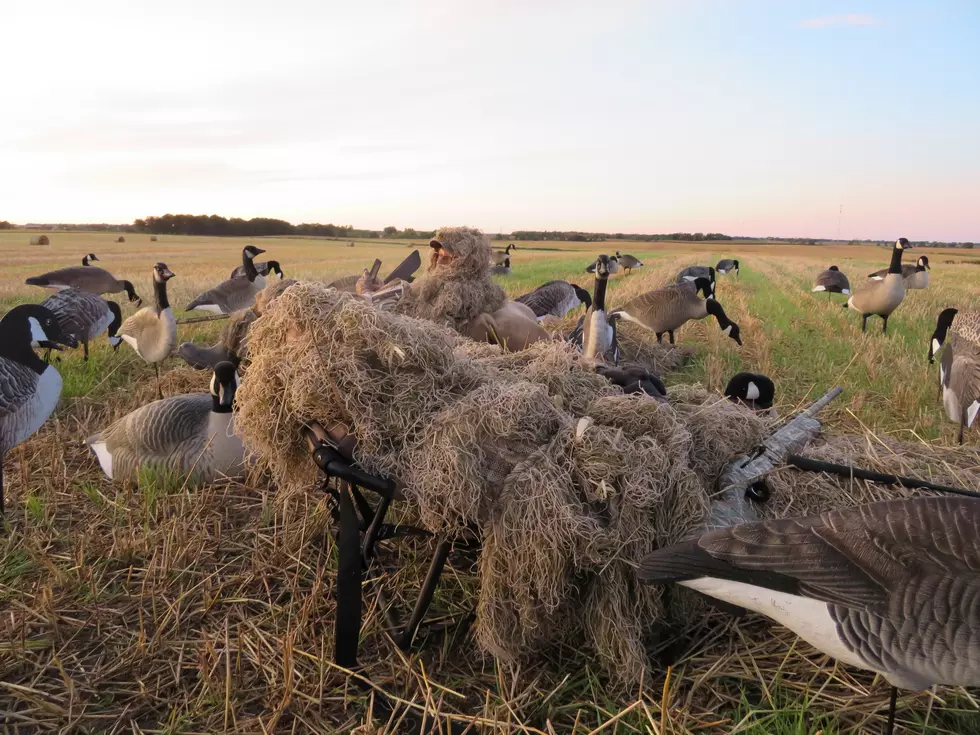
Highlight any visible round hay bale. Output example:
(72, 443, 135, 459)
(347, 241, 355, 247)
(150, 235, 158, 242)
(116, 236, 126, 243)
(30, 235, 50, 246)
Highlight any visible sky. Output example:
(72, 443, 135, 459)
(2, 0, 978, 240)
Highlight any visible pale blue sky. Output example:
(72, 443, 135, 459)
(2, 0, 978, 239)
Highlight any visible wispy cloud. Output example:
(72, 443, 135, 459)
(799, 14, 877, 29)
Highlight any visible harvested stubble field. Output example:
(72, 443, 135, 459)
(1, 230, 979, 734)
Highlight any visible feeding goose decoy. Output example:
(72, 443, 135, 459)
(586, 255, 620, 275)
(118, 263, 176, 399)
(846, 239, 908, 333)
(928, 308, 980, 444)
(576, 254, 618, 362)
(87, 361, 246, 485)
(490, 256, 512, 276)
(612, 278, 740, 346)
(869, 254, 930, 290)
(595, 364, 666, 399)
(638, 495, 980, 735)
(811, 265, 851, 295)
(715, 259, 739, 278)
(614, 251, 644, 275)
(0, 304, 78, 517)
(25, 262, 142, 305)
(177, 308, 256, 370)
(491, 243, 515, 266)
(676, 265, 717, 297)
(186, 245, 267, 314)
(724, 372, 774, 410)
(229, 259, 283, 280)
(515, 280, 591, 320)
(81, 253, 99, 266)
(39, 288, 123, 360)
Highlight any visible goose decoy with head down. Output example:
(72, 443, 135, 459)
(0, 304, 78, 517)
(118, 263, 177, 398)
(846, 238, 908, 333)
(229, 259, 283, 280)
(87, 361, 246, 485)
(515, 280, 591, 320)
(812, 265, 850, 295)
(715, 259, 739, 278)
(639, 495, 980, 735)
(186, 245, 267, 314)
(614, 251, 644, 275)
(724, 372, 774, 411)
(25, 262, 141, 305)
(39, 288, 123, 360)
(676, 265, 717, 298)
(612, 278, 739, 346)
(869, 255, 930, 290)
(928, 308, 980, 444)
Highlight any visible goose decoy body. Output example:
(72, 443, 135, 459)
(39, 288, 123, 360)
(25, 263, 141, 305)
(229, 259, 283, 280)
(177, 308, 256, 370)
(118, 263, 176, 398)
(612, 278, 740, 346)
(614, 251, 644, 275)
(186, 246, 267, 314)
(869, 255, 930, 289)
(87, 361, 246, 485)
(638, 496, 980, 735)
(82, 253, 99, 266)
(724, 372, 774, 410)
(812, 265, 851, 295)
(595, 364, 666, 399)
(0, 304, 78, 517)
(580, 254, 619, 362)
(515, 280, 591, 320)
(928, 308, 980, 444)
(586, 255, 621, 275)
(490, 256, 512, 276)
(676, 265, 717, 297)
(715, 259, 739, 277)
(491, 243, 515, 266)
(846, 239, 908, 333)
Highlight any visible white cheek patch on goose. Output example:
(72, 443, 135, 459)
(722, 325, 733, 336)
(812, 285, 827, 292)
(968, 401, 980, 428)
(746, 382, 760, 401)
(842, 289, 850, 294)
(29, 317, 50, 344)
(109, 336, 122, 347)
(932, 338, 941, 356)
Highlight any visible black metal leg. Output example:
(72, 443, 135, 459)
(882, 316, 888, 334)
(83, 340, 89, 361)
(668, 331, 675, 345)
(885, 686, 897, 735)
(155, 364, 163, 399)
(362, 495, 392, 562)
(862, 314, 868, 332)
(334, 484, 363, 669)
(397, 537, 453, 650)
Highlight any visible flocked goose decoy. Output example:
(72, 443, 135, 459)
(229, 259, 283, 280)
(638, 495, 980, 735)
(0, 304, 78, 517)
(715, 259, 739, 278)
(676, 265, 717, 297)
(491, 243, 515, 266)
(25, 262, 142, 305)
(869, 254, 930, 289)
(82, 253, 99, 266)
(812, 265, 851, 295)
(929, 308, 980, 444)
(614, 251, 644, 275)
(39, 288, 123, 360)
(846, 239, 908, 333)
(612, 278, 740, 346)
(186, 245, 267, 314)
(490, 256, 512, 276)
(515, 280, 591, 320)
(87, 361, 245, 485)
(118, 263, 177, 398)
(724, 372, 774, 410)
(577, 254, 619, 362)
(586, 255, 621, 275)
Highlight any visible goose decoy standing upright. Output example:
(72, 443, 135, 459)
(0, 304, 78, 517)
(812, 265, 850, 295)
(586, 255, 621, 275)
(229, 259, 284, 280)
(928, 307, 980, 444)
(118, 263, 177, 399)
(25, 263, 141, 305)
(82, 253, 99, 266)
(638, 495, 980, 735)
(39, 288, 123, 360)
(491, 243, 515, 266)
(846, 238, 908, 333)
(676, 265, 717, 297)
(515, 280, 592, 320)
(87, 361, 246, 485)
(186, 245, 267, 314)
(724, 372, 774, 410)
(715, 258, 739, 278)
(580, 254, 618, 362)
(614, 251, 644, 275)
(612, 278, 740, 346)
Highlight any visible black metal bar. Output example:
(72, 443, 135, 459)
(334, 483, 363, 668)
(349, 484, 376, 529)
(397, 537, 453, 650)
(362, 495, 393, 562)
(786, 454, 980, 499)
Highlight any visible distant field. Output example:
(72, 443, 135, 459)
(1, 230, 979, 733)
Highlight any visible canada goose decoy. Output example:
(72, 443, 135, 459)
(186, 245, 267, 314)
(515, 280, 592, 320)
(491, 243, 515, 266)
(812, 265, 851, 295)
(928, 308, 980, 444)
(229, 259, 284, 280)
(846, 239, 908, 333)
(614, 251, 644, 275)
(177, 308, 256, 370)
(869, 254, 930, 290)
(724, 372, 774, 410)
(578, 254, 618, 362)
(638, 496, 980, 735)
(595, 364, 667, 399)
(25, 263, 142, 306)
(490, 256, 512, 276)
(612, 278, 740, 346)
(87, 361, 246, 485)
(676, 265, 717, 298)
(586, 256, 621, 275)
(39, 288, 123, 360)
(118, 263, 177, 399)
(0, 304, 78, 517)
(715, 259, 739, 278)
(82, 253, 99, 266)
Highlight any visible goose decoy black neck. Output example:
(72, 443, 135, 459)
(829, 265, 839, 271)
(591, 255, 612, 311)
(121, 280, 141, 306)
(572, 284, 592, 310)
(82, 253, 99, 266)
(210, 361, 239, 413)
(266, 260, 283, 277)
(106, 301, 123, 351)
(693, 276, 714, 300)
(705, 299, 742, 344)
(929, 308, 958, 363)
(724, 372, 774, 410)
(152, 263, 175, 311)
(0, 305, 79, 373)
(242, 246, 266, 281)
(888, 238, 909, 274)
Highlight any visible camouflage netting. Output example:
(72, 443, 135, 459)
(236, 281, 769, 682)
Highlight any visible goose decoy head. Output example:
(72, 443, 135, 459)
(571, 284, 592, 310)
(828, 265, 840, 271)
(705, 299, 742, 345)
(724, 372, 775, 410)
(121, 280, 142, 306)
(106, 301, 123, 350)
(244, 245, 266, 259)
(918, 255, 930, 270)
(152, 263, 175, 282)
(693, 276, 714, 300)
(7, 304, 79, 351)
(83, 253, 99, 266)
(210, 361, 239, 411)
(593, 254, 614, 278)
(929, 307, 958, 363)
(895, 237, 910, 250)
(266, 260, 283, 277)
